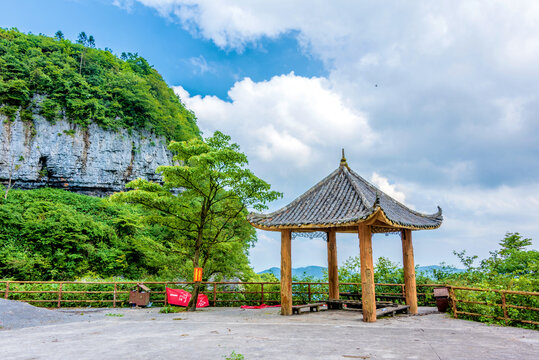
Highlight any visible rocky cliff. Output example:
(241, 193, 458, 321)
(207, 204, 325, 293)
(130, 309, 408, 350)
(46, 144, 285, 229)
(0, 112, 173, 196)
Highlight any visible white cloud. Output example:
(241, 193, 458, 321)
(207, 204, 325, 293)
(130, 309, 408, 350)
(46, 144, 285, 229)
(123, 1, 539, 70)
(132, 1, 539, 153)
(174, 73, 375, 170)
(370, 172, 407, 204)
(112, 0, 135, 11)
(119, 0, 539, 268)
(188, 55, 213, 75)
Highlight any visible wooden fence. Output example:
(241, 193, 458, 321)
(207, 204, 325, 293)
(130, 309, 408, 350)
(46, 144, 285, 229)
(449, 286, 539, 326)
(1, 280, 537, 327)
(0, 281, 439, 307)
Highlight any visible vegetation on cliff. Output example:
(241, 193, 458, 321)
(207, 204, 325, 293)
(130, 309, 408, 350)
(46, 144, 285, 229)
(0, 28, 199, 141)
(0, 187, 257, 281)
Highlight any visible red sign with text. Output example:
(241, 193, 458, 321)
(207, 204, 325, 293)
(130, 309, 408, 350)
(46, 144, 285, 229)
(166, 288, 191, 306)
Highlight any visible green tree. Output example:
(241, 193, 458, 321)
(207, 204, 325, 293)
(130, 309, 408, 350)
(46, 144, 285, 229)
(54, 30, 64, 41)
(499, 232, 532, 255)
(452, 232, 538, 283)
(112, 131, 282, 310)
(76, 31, 88, 45)
(87, 35, 95, 48)
(76, 31, 91, 74)
(479, 232, 538, 276)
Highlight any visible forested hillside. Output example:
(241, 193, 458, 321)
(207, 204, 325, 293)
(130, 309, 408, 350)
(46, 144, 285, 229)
(0, 188, 256, 281)
(0, 28, 199, 141)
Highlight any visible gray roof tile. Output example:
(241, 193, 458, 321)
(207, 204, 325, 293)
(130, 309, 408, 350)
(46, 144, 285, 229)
(248, 162, 442, 231)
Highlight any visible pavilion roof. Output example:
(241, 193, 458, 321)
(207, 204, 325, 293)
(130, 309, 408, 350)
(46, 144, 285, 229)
(248, 155, 443, 233)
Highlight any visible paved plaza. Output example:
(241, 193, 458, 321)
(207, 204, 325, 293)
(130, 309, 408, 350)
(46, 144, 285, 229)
(1, 302, 538, 360)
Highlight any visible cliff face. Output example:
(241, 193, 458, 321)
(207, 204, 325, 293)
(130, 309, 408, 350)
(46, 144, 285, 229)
(0, 112, 173, 195)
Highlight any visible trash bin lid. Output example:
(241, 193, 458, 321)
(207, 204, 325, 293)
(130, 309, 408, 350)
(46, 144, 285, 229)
(433, 287, 449, 297)
(136, 283, 151, 292)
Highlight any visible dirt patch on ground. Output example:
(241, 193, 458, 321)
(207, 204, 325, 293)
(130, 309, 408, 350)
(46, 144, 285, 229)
(0, 298, 124, 329)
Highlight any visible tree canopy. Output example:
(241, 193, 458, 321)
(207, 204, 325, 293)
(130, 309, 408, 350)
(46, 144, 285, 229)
(0, 28, 199, 141)
(112, 131, 282, 309)
(0, 188, 149, 280)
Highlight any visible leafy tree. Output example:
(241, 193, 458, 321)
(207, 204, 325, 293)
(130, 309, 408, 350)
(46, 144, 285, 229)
(54, 30, 64, 41)
(452, 249, 478, 272)
(112, 131, 282, 310)
(76, 31, 93, 73)
(451, 232, 538, 286)
(479, 232, 538, 277)
(87, 35, 95, 48)
(499, 232, 532, 255)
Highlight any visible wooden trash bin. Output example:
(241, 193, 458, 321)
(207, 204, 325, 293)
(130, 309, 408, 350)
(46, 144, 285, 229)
(129, 283, 151, 307)
(433, 287, 449, 312)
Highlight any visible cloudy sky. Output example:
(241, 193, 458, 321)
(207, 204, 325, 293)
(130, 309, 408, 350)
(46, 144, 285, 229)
(3, 0, 539, 271)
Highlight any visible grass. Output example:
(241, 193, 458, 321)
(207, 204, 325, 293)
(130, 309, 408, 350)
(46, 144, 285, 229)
(224, 351, 245, 360)
(105, 313, 124, 317)
(159, 306, 187, 314)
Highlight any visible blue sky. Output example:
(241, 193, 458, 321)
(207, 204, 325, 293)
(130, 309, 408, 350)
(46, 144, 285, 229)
(0, 0, 325, 99)
(2, 0, 539, 271)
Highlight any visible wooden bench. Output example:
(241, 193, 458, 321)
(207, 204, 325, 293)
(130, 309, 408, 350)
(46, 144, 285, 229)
(340, 292, 361, 301)
(340, 292, 406, 303)
(292, 303, 325, 315)
(376, 304, 410, 317)
(327, 299, 362, 310)
(327, 299, 398, 311)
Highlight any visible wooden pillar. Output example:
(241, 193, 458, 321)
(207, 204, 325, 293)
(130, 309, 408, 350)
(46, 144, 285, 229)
(280, 229, 292, 315)
(327, 230, 339, 300)
(401, 229, 418, 314)
(359, 224, 376, 322)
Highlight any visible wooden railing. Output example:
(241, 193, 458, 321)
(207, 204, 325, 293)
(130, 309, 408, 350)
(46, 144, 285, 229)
(449, 286, 539, 326)
(1, 280, 537, 327)
(0, 281, 439, 308)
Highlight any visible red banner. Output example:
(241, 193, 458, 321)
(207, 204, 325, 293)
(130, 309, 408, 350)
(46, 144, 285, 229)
(193, 267, 203, 282)
(166, 288, 191, 306)
(166, 287, 209, 308)
(197, 293, 209, 307)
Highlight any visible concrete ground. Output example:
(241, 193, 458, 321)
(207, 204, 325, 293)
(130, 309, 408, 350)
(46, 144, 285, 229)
(0, 306, 538, 360)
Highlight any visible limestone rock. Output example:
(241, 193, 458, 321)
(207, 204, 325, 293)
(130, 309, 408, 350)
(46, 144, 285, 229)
(0, 112, 172, 196)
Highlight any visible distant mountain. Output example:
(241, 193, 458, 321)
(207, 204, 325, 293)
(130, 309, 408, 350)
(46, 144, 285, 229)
(258, 266, 327, 280)
(258, 265, 463, 280)
(416, 265, 464, 277)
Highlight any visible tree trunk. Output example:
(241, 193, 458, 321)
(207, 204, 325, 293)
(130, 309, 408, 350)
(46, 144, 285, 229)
(187, 247, 202, 311)
(79, 50, 84, 74)
(4, 162, 15, 200)
(188, 281, 201, 311)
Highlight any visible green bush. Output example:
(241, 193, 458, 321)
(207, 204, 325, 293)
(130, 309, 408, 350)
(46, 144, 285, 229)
(0, 188, 170, 280)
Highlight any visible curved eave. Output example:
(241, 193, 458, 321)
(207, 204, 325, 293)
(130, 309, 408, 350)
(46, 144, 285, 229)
(248, 207, 443, 232)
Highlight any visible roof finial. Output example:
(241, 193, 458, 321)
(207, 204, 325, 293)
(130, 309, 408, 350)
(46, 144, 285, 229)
(340, 148, 348, 167)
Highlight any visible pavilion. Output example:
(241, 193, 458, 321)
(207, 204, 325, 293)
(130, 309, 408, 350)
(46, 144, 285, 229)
(248, 152, 443, 322)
